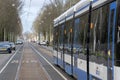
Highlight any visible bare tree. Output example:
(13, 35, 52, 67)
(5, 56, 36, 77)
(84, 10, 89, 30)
(0, 0, 23, 41)
(33, 0, 80, 44)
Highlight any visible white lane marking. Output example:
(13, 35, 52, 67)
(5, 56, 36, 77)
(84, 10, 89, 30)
(22, 60, 38, 63)
(30, 60, 37, 63)
(31, 45, 68, 80)
(0, 46, 22, 74)
(37, 58, 52, 80)
(11, 60, 19, 64)
(26, 60, 29, 63)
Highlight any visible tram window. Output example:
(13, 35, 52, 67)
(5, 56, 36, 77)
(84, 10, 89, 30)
(116, 5, 120, 66)
(53, 27, 58, 51)
(64, 22, 68, 45)
(68, 26, 72, 45)
(67, 21, 72, 45)
(110, 9, 115, 43)
(61, 21, 73, 55)
(89, 5, 109, 65)
(117, 6, 120, 43)
(57, 25, 64, 53)
(59, 25, 64, 46)
(74, 18, 80, 45)
(116, 28, 120, 66)
(78, 14, 88, 55)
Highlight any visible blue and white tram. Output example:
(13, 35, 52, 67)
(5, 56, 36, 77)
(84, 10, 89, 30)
(53, 0, 120, 80)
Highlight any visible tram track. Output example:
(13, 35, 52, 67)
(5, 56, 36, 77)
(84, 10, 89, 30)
(18, 43, 49, 80)
(30, 43, 75, 80)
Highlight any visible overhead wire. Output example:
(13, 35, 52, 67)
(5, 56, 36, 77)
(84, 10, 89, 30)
(27, 0, 32, 17)
(25, 0, 48, 29)
(37, 0, 47, 22)
(40, 0, 47, 12)
(25, 0, 32, 24)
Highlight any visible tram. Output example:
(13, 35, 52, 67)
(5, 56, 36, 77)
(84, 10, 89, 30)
(53, 0, 120, 80)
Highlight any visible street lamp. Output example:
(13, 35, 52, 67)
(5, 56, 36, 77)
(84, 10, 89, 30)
(87, 0, 93, 80)
(12, 3, 15, 7)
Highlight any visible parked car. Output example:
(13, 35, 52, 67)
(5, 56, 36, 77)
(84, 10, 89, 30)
(40, 41, 46, 45)
(0, 42, 12, 53)
(9, 42, 16, 50)
(36, 41, 40, 44)
(16, 40, 23, 45)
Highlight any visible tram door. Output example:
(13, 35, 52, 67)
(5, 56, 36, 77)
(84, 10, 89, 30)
(59, 25, 64, 69)
(108, 1, 116, 80)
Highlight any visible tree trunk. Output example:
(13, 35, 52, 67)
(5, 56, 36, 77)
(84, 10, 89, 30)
(93, 10, 99, 52)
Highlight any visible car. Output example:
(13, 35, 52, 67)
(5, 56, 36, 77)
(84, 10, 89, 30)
(40, 41, 46, 45)
(16, 40, 23, 45)
(9, 42, 16, 50)
(34, 40, 39, 44)
(0, 42, 12, 53)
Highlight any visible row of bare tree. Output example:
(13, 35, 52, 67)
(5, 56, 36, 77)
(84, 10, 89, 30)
(0, 0, 23, 42)
(33, 0, 80, 44)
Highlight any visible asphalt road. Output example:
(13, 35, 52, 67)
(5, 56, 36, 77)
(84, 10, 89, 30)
(0, 45, 23, 80)
(0, 43, 75, 80)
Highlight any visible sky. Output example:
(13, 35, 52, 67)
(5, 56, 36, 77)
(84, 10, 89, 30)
(20, 0, 50, 33)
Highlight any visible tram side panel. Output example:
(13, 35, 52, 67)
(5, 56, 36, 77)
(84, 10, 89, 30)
(64, 53, 72, 75)
(115, 0, 120, 80)
(53, 50, 57, 64)
(114, 67, 120, 80)
(58, 50, 63, 68)
(53, 0, 120, 80)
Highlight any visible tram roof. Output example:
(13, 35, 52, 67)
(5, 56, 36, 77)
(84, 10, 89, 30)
(54, 0, 89, 25)
(54, 0, 107, 27)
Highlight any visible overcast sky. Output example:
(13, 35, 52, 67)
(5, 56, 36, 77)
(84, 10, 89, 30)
(20, 0, 50, 33)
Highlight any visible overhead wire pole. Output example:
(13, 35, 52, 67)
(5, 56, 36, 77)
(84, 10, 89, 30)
(87, 0, 93, 80)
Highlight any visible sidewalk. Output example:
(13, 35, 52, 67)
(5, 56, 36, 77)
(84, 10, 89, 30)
(40, 45, 53, 52)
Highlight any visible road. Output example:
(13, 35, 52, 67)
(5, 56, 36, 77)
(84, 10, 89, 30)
(0, 43, 75, 80)
(0, 45, 23, 80)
